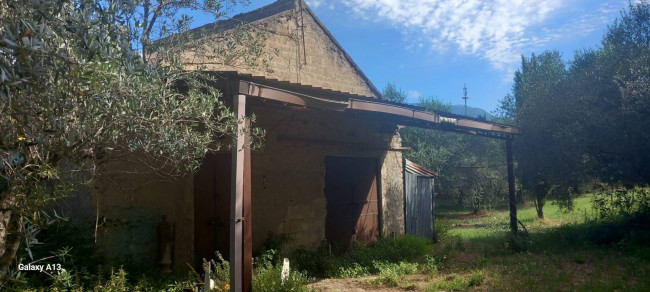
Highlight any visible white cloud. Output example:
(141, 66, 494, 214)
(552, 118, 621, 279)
(340, 0, 621, 72)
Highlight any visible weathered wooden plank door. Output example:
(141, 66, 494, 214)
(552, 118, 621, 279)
(193, 153, 231, 267)
(325, 157, 380, 247)
(405, 173, 433, 239)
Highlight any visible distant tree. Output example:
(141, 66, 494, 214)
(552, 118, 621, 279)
(493, 94, 516, 124)
(508, 51, 586, 217)
(400, 94, 506, 213)
(382, 82, 408, 103)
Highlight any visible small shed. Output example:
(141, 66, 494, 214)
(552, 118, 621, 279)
(404, 159, 438, 240)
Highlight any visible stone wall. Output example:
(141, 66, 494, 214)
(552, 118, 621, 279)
(380, 134, 406, 237)
(183, 7, 379, 98)
(88, 104, 405, 269)
(91, 160, 194, 272)
(248, 105, 404, 250)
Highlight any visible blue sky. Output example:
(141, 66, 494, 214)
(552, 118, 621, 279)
(208, 0, 633, 112)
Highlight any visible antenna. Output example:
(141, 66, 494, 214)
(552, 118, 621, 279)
(462, 84, 469, 116)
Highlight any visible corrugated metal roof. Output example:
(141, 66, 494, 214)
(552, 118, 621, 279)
(405, 159, 438, 177)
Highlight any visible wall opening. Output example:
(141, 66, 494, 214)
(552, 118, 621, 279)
(193, 153, 231, 267)
(324, 156, 380, 247)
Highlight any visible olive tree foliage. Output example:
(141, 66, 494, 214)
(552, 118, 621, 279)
(0, 0, 268, 272)
(382, 82, 408, 104)
(498, 1, 650, 218)
(395, 94, 507, 212)
(595, 0, 650, 185)
(509, 51, 582, 218)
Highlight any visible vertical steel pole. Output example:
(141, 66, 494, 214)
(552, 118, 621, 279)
(230, 94, 246, 292)
(242, 118, 252, 292)
(506, 139, 517, 234)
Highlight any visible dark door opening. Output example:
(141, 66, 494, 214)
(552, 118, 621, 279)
(193, 153, 231, 267)
(325, 156, 380, 247)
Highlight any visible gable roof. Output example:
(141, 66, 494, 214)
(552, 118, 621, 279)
(188, 0, 383, 99)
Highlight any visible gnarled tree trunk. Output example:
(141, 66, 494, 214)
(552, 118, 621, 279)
(0, 195, 21, 270)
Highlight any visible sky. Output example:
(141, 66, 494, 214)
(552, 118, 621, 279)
(207, 0, 633, 112)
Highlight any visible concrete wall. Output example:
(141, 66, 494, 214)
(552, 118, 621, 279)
(183, 6, 379, 98)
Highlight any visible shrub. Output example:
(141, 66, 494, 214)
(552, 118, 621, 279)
(252, 250, 312, 292)
(422, 255, 438, 274)
(434, 219, 452, 242)
(204, 251, 230, 290)
(468, 270, 485, 287)
(336, 263, 370, 278)
(592, 187, 650, 220)
(369, 261, 419, 287)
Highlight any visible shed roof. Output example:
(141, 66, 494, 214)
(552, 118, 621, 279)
(405, 159, 438, 178)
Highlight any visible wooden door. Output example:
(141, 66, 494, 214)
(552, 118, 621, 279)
(325, 157, 380, 247)
(194, 153, 231, 266)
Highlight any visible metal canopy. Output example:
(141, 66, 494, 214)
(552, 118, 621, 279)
(235, 78, 521, 139)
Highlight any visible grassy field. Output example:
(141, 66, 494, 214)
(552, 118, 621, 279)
(310, 196, 650, 291)
(422, 196, 650, 291)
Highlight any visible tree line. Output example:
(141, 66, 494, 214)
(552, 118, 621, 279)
(386, 1, 650, 219)
(497, 0, 650, 218)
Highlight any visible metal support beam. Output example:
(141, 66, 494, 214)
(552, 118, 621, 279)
(506, 139, 517, 234)
(230, 94, 250, 292)
(243, 118, 252, 292)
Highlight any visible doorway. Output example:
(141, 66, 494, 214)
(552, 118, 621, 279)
(193, 153, 231, 266)
(324, 156, 380, 247)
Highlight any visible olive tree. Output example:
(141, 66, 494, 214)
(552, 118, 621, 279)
(0, 0, 268, 272)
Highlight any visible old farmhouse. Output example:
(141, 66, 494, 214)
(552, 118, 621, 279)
(78, 1, 520, 288)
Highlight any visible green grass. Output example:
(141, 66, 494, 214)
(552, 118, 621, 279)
(303, 195, 650, 291)
(425, 196, 650, 291)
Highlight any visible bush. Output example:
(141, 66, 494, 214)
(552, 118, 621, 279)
(369, 261, 419, 287)
(204, 251, 230, 290)
(592, 187, 650, 220)
(434, 219, 452, 242)
(587, 187, 650, 247)
(252, 250, 312, 292)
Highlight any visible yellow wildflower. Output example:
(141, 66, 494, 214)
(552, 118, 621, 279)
(17, 136, 26, 141)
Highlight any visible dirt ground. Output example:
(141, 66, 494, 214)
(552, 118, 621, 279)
(308, 276, 403, 292)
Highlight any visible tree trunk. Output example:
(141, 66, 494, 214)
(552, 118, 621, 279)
(0, 195, 20, 270)
(535, 195, 545, 219)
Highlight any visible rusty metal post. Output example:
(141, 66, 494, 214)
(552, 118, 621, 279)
(230, 94, 246, 292)
(243, 118, 252, 292)
(506, 139, 517, 234)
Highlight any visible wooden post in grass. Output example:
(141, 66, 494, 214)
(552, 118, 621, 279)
(506, 138, 517, 234)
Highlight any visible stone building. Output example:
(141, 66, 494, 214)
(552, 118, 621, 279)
(87, 0, 520, 273)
